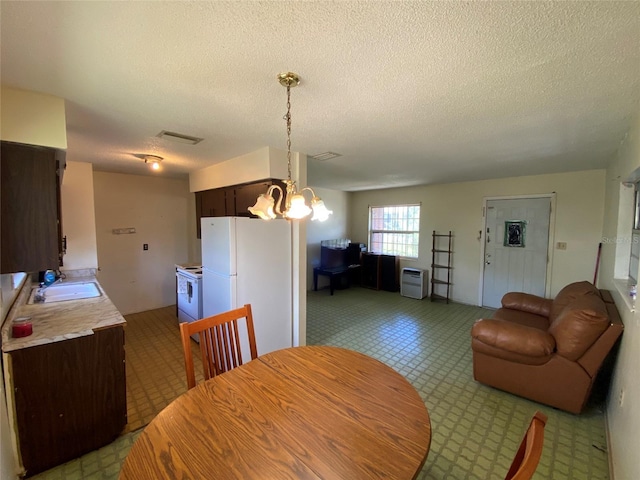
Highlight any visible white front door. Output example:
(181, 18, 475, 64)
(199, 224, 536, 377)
(482, 197, 551, 308)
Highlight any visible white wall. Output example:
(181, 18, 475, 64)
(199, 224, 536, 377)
(349, 169, 606, 305)
(600, 113, 640, 480)
(60, 161, 98, 271)
(93, 172, 193, 315)
(190, 146, 308, 347)
(189, 147, 288, 192)
(0, 86, 67, 149)
(305, 187, 351, 290)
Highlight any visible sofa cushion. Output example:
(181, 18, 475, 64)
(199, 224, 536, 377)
(548, 295, 609, 361)
(493, 307, 550, 331)
(471, 319, 556, 359)
(550, 281, 601, 322)
(501, 292, 553, 318)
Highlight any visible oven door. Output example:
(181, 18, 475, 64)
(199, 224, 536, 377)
(176, 272, 200, 320)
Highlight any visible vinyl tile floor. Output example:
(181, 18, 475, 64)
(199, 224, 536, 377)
(30, 287, 610, 479)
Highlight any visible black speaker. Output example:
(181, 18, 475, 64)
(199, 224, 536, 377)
(380, 255, 399, 292)
(361, 253, 380, 289)
(346, 243, 366, 266)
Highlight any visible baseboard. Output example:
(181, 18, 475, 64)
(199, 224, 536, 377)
(605, 409, 615, 480)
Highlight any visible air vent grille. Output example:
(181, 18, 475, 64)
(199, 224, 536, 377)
(156, 130, 204, 145)
(310, 152, 342, 161)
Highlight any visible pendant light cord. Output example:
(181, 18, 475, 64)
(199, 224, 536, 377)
(286, 83, 292, 181)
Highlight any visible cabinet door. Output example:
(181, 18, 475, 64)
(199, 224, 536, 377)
(233, 181, 271, 217)
(196, 188, 234, 238)
(10, 326, 126, 476)
(1, 142, 60, 273)
(201, 188, 228, 217)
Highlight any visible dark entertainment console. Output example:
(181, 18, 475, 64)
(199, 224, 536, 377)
(313, 241, 365, 295)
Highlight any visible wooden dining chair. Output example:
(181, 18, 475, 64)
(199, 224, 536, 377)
(180, 304, 258, 389)
(504, 411, 548, 480)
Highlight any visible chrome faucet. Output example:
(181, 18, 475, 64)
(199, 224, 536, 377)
(33, 278, 62, 303)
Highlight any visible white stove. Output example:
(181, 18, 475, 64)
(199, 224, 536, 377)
(176, 264, 203, 337)
(176, 264, 202, 279)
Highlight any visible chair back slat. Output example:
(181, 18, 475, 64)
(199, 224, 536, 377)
(180, 304, 258, 389)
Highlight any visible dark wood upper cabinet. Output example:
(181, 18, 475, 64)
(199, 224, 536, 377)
(195, 179, 285, 238)
(196, 187, 233, 238)
(1, 141, 62, 273)
(233, 181, 272, 217)
(201, 188, 231, 217)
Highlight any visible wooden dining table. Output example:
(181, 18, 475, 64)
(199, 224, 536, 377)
(119, 345, 431, 479)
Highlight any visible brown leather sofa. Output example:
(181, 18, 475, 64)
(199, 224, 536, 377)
(471, 281, 623, 414)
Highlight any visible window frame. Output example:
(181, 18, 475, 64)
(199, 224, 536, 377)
(368, 204, 421, 259)
(630, 183, 640, 284)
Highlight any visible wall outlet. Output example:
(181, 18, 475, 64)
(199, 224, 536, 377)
(143, 244, 149, 251)
(619, 389, 624, 407)
(556, 242, 567, 250)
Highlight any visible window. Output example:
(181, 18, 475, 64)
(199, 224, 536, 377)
(369, 204, 420, 258)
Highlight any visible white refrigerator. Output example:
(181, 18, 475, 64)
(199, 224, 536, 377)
(201, 216, 293, 356)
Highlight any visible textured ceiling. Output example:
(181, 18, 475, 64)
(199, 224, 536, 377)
(1, 1, 639, 191)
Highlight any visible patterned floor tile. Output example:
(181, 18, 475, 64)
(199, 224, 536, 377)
(30, 288, 610, 479)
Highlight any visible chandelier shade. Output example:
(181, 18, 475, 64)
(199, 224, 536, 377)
(249, 72, 332, 222)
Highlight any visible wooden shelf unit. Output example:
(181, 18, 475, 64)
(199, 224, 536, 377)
(430, 230, 453, 303)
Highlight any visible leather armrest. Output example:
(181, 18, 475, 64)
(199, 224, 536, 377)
(471, 319, 556, 357)
(501, 292, 552, 318)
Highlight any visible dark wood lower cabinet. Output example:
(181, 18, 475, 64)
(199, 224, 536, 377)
(9, 326, 126, 477)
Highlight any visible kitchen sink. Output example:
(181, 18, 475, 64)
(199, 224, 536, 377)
(27, 282, 102, 304)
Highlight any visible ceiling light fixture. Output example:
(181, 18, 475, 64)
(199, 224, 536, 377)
(143, 154, 163, 171)
(249, 72, 332, 222)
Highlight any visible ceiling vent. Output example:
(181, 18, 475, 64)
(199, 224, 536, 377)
(156, 130, 204, 145)
(310, 152, 342, 161)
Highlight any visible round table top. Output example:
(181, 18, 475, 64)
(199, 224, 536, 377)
(119, 345, 431, 479)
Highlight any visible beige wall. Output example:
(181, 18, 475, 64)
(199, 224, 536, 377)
(60, 162, 98, 271)
(601, 113, 640, 480)
(0, 86, 67, 149)
(189, 147, 289, 192)
(190, 147, 308, 347)
(349, 169, 606, 305)
(305, 187, 351, 290)
(93, 172, 194, 315)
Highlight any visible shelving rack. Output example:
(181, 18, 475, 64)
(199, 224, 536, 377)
(431, 230, 453, 303)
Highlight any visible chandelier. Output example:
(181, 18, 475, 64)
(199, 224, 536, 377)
(249, 72, 332, 222)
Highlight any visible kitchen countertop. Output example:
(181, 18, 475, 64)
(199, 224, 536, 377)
(1, 276, 126, 353)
